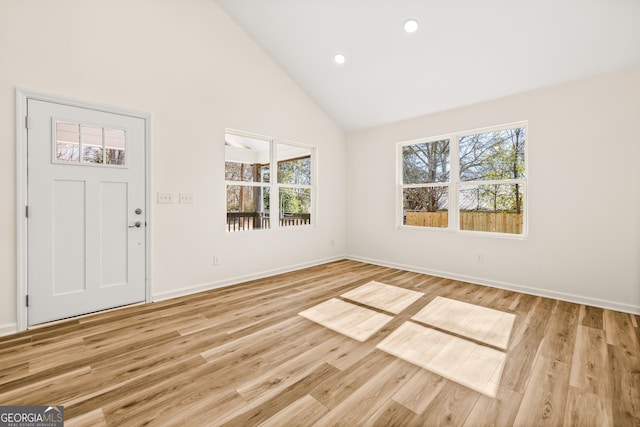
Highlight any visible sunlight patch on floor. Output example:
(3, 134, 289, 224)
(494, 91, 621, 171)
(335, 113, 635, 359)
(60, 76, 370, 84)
(377, 321, 507, 397)
(298, 298, 393, 342)
(412, 296, 515, 350)
(299, 284, 515, 397)
(341, 281, 424, 314)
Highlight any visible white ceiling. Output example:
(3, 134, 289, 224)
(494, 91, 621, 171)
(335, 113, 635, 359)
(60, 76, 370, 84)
(215, 0, 640, 132)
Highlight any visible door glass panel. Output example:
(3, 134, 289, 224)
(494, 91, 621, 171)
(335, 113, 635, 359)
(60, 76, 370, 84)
(105, 128, 126, 165)
(55, 122, 80, 162)
(81, 125, 103, 164)
(54, 122, 127, 167)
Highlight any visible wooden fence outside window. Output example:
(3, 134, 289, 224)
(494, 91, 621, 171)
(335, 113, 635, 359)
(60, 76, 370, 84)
(405, 211, 523, 234)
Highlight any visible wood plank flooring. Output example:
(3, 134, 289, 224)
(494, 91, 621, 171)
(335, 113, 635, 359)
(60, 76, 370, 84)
(0, 260, 638, 426)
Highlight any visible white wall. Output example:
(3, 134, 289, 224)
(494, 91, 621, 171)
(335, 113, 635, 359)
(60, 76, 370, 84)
(1, 2, 637, 336)
(346, 67, 640, 314)
(0, 0, 346, 333)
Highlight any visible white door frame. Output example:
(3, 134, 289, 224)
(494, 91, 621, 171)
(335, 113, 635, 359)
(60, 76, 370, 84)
(16, 89, 152, 332)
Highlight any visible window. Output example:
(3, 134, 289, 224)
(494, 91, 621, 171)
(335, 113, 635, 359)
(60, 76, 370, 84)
(55, 121, 126, 166)
(225, 131, 314, 232)
(401, 139, 450, 228)
(277, 142, 313, 227)
(399, 123, 527, 236)
(458, 127, 526, 234)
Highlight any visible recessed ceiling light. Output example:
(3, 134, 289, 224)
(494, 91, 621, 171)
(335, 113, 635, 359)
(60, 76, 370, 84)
(404, 19, 419, 33)
(334, 53, 346, 65)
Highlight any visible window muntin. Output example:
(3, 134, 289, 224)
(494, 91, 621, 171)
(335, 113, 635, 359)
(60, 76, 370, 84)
(225, 132, 314, 232)
(54, 121, 126, 167)
(399, 123, 527, 236)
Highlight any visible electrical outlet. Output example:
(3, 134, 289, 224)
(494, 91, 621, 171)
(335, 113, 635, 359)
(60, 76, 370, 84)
(157, 192, 173, 204)
(476, 254, 484, 263)
(179, 193, 194, 204)
(213, 256, 220, 265)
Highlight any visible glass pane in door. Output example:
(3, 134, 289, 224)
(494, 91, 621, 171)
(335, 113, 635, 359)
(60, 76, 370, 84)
(55, 122, 80, 163)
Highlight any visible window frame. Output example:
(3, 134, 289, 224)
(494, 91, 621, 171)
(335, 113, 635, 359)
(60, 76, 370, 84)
(225, 129, 316, 233)
(397, 121, 528, 238)
(397, 135, 452, 230)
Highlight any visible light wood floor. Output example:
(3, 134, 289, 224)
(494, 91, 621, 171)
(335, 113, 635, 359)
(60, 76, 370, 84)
(1, 260, 638, 426)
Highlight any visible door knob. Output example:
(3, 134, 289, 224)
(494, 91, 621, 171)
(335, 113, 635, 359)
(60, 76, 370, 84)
(129, 221, 142, 228)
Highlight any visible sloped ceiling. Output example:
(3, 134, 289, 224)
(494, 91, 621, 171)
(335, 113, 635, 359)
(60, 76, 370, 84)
(216, 0, 640, 131)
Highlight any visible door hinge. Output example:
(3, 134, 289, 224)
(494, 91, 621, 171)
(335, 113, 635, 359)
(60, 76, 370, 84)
(26, 295, 29, 307)
(25, 116, 31, 129)
(25, 205, 29, 218)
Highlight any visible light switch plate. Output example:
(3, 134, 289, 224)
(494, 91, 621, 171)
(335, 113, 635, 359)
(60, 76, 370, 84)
(179, 193, 194, 204)
(157, 192, 173, 204)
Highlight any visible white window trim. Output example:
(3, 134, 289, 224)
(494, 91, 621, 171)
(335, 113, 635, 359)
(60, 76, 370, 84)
(225, 129, 316, 232)
(397, 121, 528, 238)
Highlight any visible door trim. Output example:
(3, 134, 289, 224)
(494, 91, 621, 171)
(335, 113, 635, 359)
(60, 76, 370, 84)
(16, 89, 152, 332)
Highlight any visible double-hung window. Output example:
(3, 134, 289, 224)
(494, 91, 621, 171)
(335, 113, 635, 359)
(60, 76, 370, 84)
(401, 138, 451, 228)
(277, 142, 313, 227)
(399, 122, 527, 236)
(225, 131, 314, 232)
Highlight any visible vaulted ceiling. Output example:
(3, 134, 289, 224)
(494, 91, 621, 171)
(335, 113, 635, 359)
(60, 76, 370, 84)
(215, 0, 640, 131)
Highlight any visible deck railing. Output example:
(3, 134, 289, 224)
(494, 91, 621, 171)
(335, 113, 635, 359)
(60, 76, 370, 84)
(227, 212, 311, 231)
(227, 212, 266, 231)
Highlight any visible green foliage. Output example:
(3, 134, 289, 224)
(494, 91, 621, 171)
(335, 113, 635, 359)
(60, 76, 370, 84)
(278, 157, 311, 185)
(278, 157, 312, 214)
(279, 187, 311, 214)
(460, 127, 525, 213)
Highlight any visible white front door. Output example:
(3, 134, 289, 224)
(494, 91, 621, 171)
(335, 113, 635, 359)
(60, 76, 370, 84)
(27, 99, 147, 325)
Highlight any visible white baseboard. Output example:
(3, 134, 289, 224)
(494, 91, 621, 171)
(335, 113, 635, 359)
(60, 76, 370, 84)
(0, 323, 17, 337)
(3, 254, 635, 339)
(152, 255, 347, 302)
(346, 255, 640, 315)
